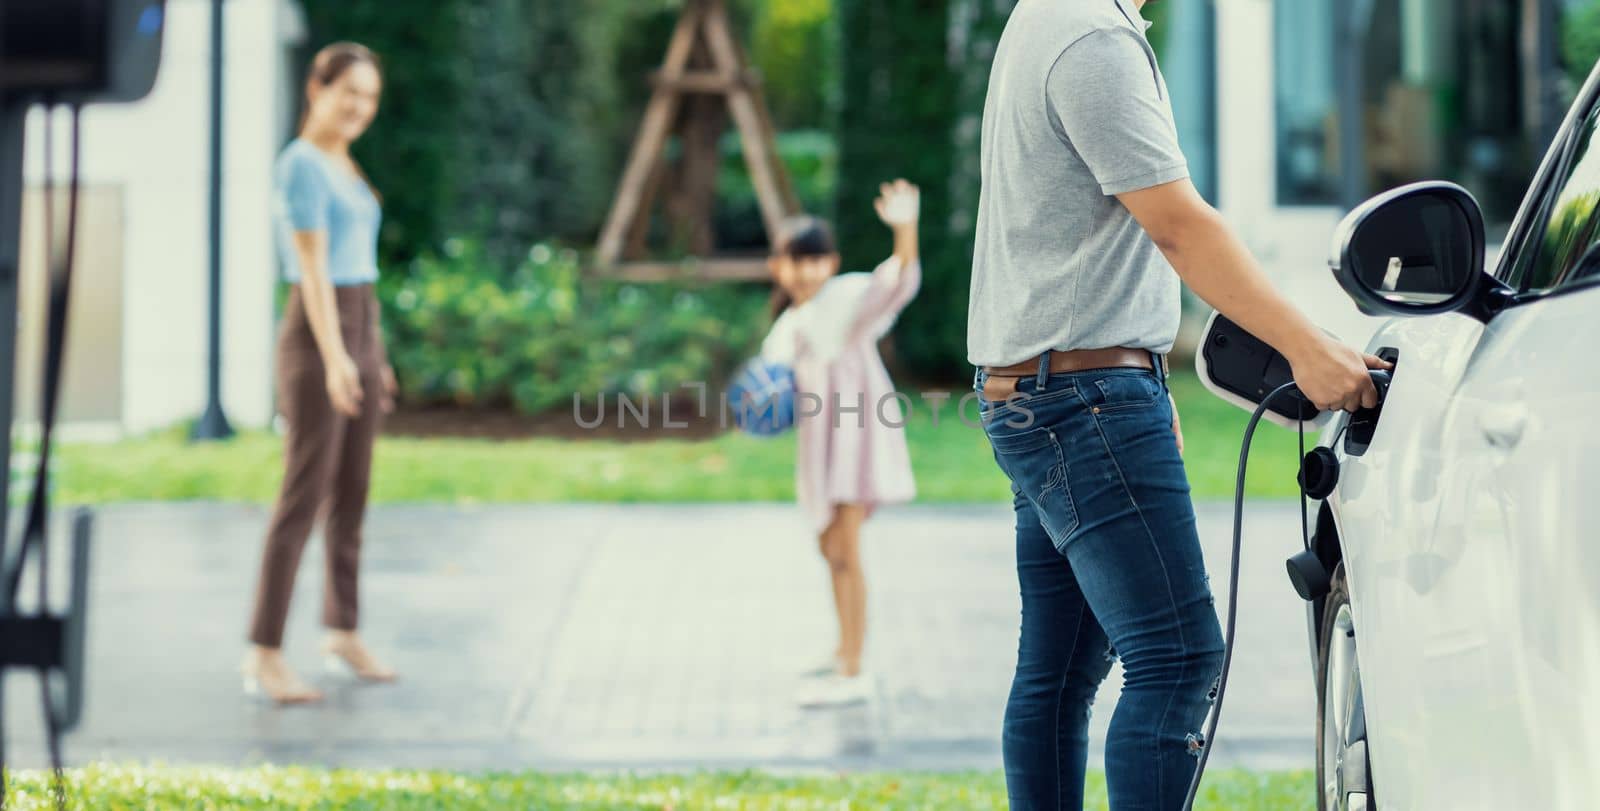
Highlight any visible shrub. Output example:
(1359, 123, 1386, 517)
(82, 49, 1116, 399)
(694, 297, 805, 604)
(379, 241, 771, 414)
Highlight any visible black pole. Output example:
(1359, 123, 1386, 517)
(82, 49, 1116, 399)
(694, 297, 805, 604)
(193, 0, 233, 441)
(0, 101, 30, 591)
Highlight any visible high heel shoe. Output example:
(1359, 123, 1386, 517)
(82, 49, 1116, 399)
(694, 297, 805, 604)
(241, 667, 263, 699)
(319, 638, 398, 683)
(240, 655, 324, 705)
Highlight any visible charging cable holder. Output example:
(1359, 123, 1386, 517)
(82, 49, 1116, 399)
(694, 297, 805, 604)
(1285, 447, 1341, 602)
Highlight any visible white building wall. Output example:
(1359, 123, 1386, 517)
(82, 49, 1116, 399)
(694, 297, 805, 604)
(23, 0, 304, 435)
(1214, 0, 1278, 241)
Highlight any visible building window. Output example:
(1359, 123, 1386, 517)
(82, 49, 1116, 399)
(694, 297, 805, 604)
(1275, 0, 1542, 221)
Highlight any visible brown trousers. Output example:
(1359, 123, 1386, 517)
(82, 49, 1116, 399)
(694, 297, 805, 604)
(248, 284, 385, 648)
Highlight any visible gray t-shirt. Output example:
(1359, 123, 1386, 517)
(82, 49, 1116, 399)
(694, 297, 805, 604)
(967, 0, 1189, 367)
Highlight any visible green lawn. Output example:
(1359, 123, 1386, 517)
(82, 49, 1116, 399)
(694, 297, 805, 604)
(55, 372, 1308, 506)
(1, 766, 1314, 809)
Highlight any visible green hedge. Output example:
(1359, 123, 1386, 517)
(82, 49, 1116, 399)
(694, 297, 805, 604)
(379, 243, 770, 413)
(836, 0, 961, 381)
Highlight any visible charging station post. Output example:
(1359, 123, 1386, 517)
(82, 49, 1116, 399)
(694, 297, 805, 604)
(0, 0, 171, 787)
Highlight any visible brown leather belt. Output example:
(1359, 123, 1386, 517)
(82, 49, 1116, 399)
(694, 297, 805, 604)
(981, 347, 1163, 401)
(983, 347, 1161, 378)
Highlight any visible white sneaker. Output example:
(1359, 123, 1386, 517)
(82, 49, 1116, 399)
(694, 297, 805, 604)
(798, 656, 843, 679)
(794, 672, 874, 708)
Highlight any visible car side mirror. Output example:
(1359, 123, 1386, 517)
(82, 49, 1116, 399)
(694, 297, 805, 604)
(1330, 181, 1488, 318)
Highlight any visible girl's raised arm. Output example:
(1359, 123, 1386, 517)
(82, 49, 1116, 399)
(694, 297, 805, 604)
(848, 180, 922, 342)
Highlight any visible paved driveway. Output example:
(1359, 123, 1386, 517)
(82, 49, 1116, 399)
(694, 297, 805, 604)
(6, 500, 1318, 772)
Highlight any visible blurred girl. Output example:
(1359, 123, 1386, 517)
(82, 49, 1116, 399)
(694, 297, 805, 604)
(761, 180, 922, 706)
(243, 42, 398, 704)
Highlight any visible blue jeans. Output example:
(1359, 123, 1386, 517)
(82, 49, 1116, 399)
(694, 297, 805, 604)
(976, 361, 1225, 811)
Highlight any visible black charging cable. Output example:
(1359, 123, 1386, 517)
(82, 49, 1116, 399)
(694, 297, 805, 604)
(1182, 370, 1390, 811)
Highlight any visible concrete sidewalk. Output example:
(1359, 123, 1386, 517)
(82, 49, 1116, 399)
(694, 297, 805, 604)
(6, 501, 1319, 773)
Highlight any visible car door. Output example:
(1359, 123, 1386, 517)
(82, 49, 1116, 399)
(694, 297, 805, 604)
(1428, 119, 1600, 808)
(1332, 86, 1600, 811)
(1434, 280, 1600, 811)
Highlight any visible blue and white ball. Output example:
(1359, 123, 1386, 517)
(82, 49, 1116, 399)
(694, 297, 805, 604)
(727, 358, 797, 437)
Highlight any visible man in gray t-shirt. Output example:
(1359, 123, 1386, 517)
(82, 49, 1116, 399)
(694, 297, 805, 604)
(968, 1, 1388, 809)
(969, 0, 1186, 364)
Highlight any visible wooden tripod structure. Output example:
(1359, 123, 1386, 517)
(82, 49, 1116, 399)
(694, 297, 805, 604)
(593, 0, 800, 282)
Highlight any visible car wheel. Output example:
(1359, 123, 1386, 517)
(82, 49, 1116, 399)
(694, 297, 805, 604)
(1317, 565, 1374, 811)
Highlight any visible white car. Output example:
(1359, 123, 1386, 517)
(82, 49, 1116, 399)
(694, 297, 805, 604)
(1290, 65, 1600, 811)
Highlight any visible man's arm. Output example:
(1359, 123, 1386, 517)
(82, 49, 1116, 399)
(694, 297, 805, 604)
(1045, 28, 1384, 412)
(1118, 178, 1388, 413)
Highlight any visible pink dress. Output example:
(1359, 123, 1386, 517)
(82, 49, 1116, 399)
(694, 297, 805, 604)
(761, 257, 922, 532)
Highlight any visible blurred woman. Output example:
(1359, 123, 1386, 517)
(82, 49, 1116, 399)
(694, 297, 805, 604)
(243, 42, 398, 704)
(761, 180, 923, 706)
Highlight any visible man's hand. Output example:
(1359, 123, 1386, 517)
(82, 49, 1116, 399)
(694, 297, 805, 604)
(1287, 334, 1392, 413)
(1117, 178, 1392, 413)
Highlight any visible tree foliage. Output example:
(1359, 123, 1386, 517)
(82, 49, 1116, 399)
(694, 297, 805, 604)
(751, 0, 838, 128)
(297, 0, 614, 267)
(837, 0, 1181, 380)
(449, 0, 594, 262)
(1564, 0, 1600, 87)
